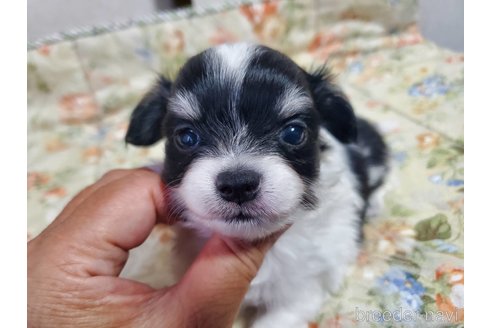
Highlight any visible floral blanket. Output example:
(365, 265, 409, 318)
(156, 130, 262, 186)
(27, 0, 464, 326)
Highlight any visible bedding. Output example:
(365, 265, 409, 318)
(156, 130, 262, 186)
(27, 0, 464, 326)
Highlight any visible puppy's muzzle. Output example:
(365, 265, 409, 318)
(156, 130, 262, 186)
(215, 169, 261, 204)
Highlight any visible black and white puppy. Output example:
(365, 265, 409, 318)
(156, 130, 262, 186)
(125, 43, 388, 328)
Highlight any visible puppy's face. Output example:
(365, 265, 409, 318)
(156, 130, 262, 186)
(126, 43, 357, 240)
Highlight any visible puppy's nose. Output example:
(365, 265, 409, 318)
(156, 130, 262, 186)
(216, 169, 261, 204)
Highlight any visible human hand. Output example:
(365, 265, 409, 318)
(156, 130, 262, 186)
(28, 169, 278, 328)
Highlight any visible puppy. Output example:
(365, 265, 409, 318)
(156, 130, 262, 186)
(125, 43, 388, 327)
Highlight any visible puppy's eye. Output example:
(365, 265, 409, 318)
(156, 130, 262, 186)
(175, 128, 200, 150)
(280, 124, 306, 146)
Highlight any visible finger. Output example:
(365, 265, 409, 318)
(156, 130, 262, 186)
(49, 169, 135, 228)
(162, 234, 279, 327)
(45, 169, 170, 277)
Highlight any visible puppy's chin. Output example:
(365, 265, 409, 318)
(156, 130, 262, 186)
(180, 209, 294, 241)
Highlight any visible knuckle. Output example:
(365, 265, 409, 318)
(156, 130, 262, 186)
(100, 169, 128, 181)
(127, 169, 160, 185)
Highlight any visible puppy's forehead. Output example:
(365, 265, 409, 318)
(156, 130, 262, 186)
(212, 43, 255, 86)
(168, 43, 255, 120)
(169, 43, 312, 120)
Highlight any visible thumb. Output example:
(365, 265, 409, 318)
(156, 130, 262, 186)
(170, 234, 277, 327)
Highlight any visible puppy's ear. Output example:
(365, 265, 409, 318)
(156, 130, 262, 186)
(306, 68, 357, 144)
(125, 76, 173, 146)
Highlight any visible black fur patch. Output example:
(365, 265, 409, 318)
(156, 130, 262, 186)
(125, 76, 172, 146)
(305, 67, 358, 144)
(347, 118, 389, 225)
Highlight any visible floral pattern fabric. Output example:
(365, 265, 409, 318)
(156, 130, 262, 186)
(27, 0, 463, 326)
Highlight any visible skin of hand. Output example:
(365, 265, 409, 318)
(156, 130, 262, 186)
(28, 169, 280, 328)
